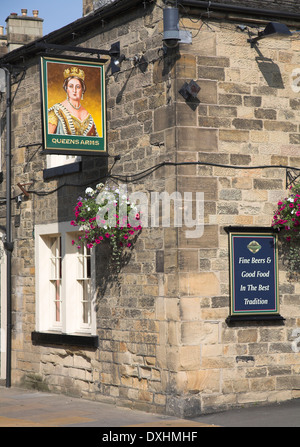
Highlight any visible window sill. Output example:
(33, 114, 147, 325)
(226, 314, 285, 325)
(31, 331, 98, 348)
(43, 161, 82, 180)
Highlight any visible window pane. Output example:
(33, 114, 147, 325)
(49, 236, 62, 324)
(53, 279, 61, 323)
(79, 280, 91, 324)
(77, 245, 91, 326)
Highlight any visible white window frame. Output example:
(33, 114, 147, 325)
(35, 221, 96, 336)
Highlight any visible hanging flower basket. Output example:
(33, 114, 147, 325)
(271, 183, 300, 241)
(272, 183, 300, 279)
(70, 183, 142, 264)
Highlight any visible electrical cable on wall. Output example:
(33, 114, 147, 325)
(0, 159, 298, 204)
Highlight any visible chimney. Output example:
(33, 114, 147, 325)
(0, 25, 7, 57)
(6, 9, 43, 52)
(83, 0, 116, 16)
(83, 0, 94, 15)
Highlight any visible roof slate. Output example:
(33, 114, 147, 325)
(201, 0, 300, 14)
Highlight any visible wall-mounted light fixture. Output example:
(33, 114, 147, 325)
(108, 42, 124, 73)
(163, 7, 181, 48)
(179, 80, 201, 111)
(162, 6, 192, 50)
(179, 80, 201, 101)
(110, 42, 148, 74)
(248, 22, 292, 48)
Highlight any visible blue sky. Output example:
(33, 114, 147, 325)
(0, 0, 83, 36)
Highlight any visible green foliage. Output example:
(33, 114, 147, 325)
(70, 183, 142, 267)
(272, 183, 300, 280)
(272, 183, 300, 241)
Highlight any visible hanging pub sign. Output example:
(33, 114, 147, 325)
(40, 55, 107, 156)
(225, 227, 283, 322)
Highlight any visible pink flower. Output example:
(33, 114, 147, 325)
(77, 201, 83, 207)
(95, 239, 101, 244)
(105, 233, 110, 238)
(87, 243, 94, 249)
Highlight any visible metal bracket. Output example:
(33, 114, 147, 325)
(35, 41, 122, 73)
(17, 182, 33, 197)
(286, 168, 300, 188)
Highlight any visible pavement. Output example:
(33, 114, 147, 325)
(0, 386, 299, 429)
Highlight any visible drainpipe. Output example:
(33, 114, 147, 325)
(3, 67, 12, 388)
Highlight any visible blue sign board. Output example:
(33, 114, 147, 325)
(227, 229, 280, 318)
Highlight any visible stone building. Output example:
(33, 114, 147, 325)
(0, 0, 300, 418)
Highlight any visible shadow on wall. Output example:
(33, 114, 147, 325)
(94, 230, 141, 306)
(254, 46, 284, 89)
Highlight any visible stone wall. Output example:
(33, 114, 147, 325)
(169, 13, 300, 414)
(1, 0, 300, 417)
(2, 1, 176, 414)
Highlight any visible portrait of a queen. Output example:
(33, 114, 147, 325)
(48, 66, 99, 137)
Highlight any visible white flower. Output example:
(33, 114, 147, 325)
(288, 197, 294, 202)
(85, 187, 94, 195)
